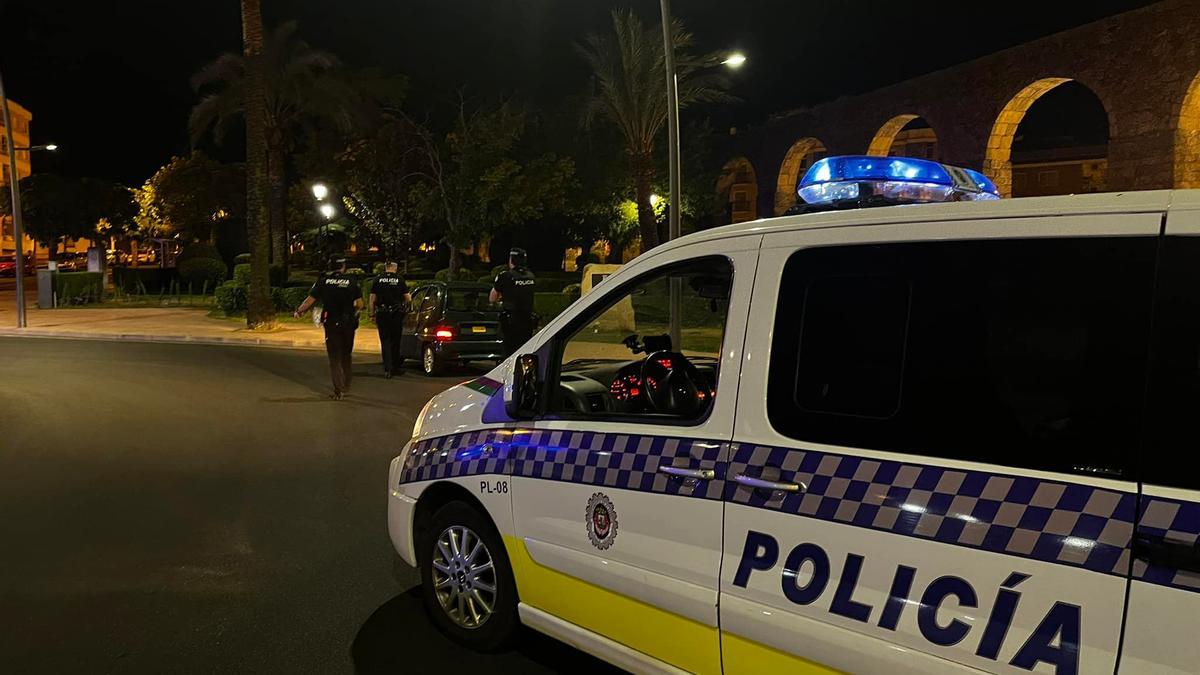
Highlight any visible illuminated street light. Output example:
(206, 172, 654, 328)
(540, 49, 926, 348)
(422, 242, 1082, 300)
(312, 183, 329, 201)
(318, 203, 336, 220)
(649, 193, 662, 207)
(15, 144, 58, 152)
(722, 53, 747, 69)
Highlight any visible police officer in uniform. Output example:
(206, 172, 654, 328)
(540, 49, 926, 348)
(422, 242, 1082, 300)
(294, 258, 362, 400)
(490, 247, 536, 356)
(369, 261, 411, 379)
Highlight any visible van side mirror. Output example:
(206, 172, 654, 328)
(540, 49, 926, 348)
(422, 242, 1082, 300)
(506, 353, 541, 419)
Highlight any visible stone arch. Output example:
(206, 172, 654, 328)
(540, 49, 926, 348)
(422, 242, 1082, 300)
(983, 77, 1081, 197)
(1176, 72, 1200, 188)
(717, 157, 758, 223)
(775, 138, 827, 215)
(867, 114, 940, 160)
(867, 114, 917, 156)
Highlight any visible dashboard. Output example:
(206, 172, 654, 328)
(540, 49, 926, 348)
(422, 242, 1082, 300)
(557, 356, 719, 417)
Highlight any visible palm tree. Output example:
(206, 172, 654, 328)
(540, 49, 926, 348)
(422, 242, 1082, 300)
(190, 22, 395, 267)
(240, 0, 273, 328)
(577, 9, 730, 252)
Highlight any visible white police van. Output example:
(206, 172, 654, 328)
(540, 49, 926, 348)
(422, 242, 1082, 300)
(388, 156, 1200, 674)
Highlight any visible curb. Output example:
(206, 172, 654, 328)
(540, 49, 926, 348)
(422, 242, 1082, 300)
(0, 328, 336, 351)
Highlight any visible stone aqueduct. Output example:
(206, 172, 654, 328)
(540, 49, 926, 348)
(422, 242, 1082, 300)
(719, 0, 1200, 220)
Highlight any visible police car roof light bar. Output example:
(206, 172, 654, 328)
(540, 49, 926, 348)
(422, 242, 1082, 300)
(797, 155, 1000, 208)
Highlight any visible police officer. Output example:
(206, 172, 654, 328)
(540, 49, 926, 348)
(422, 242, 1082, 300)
(490, 247, 536, 356)
(294, 258, 362, 400)
(369, 261, 411, 379)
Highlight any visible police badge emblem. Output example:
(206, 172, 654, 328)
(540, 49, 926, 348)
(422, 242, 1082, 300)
(585, 492, 618, 550)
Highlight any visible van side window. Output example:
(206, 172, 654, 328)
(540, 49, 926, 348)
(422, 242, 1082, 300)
(547, 257, 732, 423)
(768, 237, 1157, 477)
(1145, 236, 1200, 491)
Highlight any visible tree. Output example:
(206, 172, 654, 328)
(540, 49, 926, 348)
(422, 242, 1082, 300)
(338, 115, 427, 262)
(577, 9, 731, 252)
(189, 21, 405, 266)
(138, 152, 244, 243)
(240, 0, 273, 328)
(409, 99, 574, 277)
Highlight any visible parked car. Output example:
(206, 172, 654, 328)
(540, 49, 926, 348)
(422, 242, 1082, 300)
(401, 281, 504, 376)
(0, 255, 15, 277)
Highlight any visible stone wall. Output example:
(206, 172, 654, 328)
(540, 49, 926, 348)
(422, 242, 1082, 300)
(724, 0, 1200, 212)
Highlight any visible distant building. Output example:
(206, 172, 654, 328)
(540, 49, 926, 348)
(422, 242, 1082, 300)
(1011, 145, 1107, 197)
(0, 99, 33, 257)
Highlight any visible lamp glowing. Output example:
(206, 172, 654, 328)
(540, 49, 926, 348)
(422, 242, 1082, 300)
(722, 53, 747, 69)
(312, 183, 329, 201)
(318, 203, 336, 220)
(649, 194, 662, 207)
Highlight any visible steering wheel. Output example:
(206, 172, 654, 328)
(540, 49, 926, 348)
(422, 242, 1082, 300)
(639, 350, 705, 417)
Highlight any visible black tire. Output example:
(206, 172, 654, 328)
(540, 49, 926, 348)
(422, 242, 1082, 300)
(422, 344, 444, 376)
(419, 501, 519, 651)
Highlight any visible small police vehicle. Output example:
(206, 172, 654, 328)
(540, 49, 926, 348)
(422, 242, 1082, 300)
(388, 155, 1200, 674)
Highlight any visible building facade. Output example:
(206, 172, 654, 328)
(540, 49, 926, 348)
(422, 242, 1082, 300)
(0, 99, 33, 257)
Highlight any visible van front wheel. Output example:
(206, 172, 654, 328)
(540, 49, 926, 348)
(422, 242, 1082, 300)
(419, 501, 518, 650)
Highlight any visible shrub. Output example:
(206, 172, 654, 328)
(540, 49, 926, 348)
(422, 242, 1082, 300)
(178, 243, 223, 264)
(233, 263, 252, 286)
(273, 286, 311, 312)
(562, 282, 582, 300)
(177, 257, 228, 292)
(214, 280, 247, 314)
(436, 267, 472, 281)
(491, 265, 508, 278)
(477, 275, 494, 285)
(233, 253, 252, 266)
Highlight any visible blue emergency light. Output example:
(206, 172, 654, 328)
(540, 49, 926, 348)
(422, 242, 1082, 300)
(797, 155, 1000, 207)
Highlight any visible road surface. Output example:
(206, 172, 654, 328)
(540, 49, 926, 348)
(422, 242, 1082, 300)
(0, 337, 619, 674)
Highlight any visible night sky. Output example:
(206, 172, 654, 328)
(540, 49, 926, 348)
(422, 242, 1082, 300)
(0, 0, 1156, 185)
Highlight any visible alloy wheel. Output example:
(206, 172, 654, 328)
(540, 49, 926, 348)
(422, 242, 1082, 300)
(430, 525, 497, 629)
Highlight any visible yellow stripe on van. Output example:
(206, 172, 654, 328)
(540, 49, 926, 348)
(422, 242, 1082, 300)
(504, 535, 722, 675)
(721, 633, 844, 675)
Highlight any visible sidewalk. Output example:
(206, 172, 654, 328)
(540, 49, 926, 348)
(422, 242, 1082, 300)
(0, 292, 380, 352)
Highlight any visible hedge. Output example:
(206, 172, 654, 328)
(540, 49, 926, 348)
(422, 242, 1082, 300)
(214, 281, 247, 314)
(177, 257, 227, 293)
(178, 243, 222, 265)
(112, 267, 179, 294)
(533, 292, 574, 324)
(275, 286, 311, 312)
(54, 272, 104, 305)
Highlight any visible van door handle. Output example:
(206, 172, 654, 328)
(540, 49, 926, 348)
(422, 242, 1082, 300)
(735, 473, 806, 493)
(1134, 534, 1200, 574)
(657, 465, 716, 481)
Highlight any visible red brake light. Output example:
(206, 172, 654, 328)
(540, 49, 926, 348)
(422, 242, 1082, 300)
(434, 326, 455, 340)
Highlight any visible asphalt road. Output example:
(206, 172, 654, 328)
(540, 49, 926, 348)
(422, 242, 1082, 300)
(0, 337, 620, 674)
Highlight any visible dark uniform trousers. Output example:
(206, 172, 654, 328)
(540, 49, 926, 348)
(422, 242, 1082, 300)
(501, 311, 534, 357)
(376, 308, 404, 373)
(324, 316, 357, 393)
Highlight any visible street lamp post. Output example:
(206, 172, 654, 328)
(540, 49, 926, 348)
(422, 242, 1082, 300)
(0, 68, 28, 328)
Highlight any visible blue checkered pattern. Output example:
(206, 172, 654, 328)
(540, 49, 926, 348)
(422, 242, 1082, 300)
(1133, 496, 1200, 592)
(400, 429, 1200, 590)
(726, 444, 1136, 577)
(509, 430, 726, 500)
(399, 429, 512, 484)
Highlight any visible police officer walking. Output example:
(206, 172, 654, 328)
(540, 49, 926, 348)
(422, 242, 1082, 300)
(369, 261, 411, 379)
(490, 247, 536, 357)
(294, 258, 362, 400)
